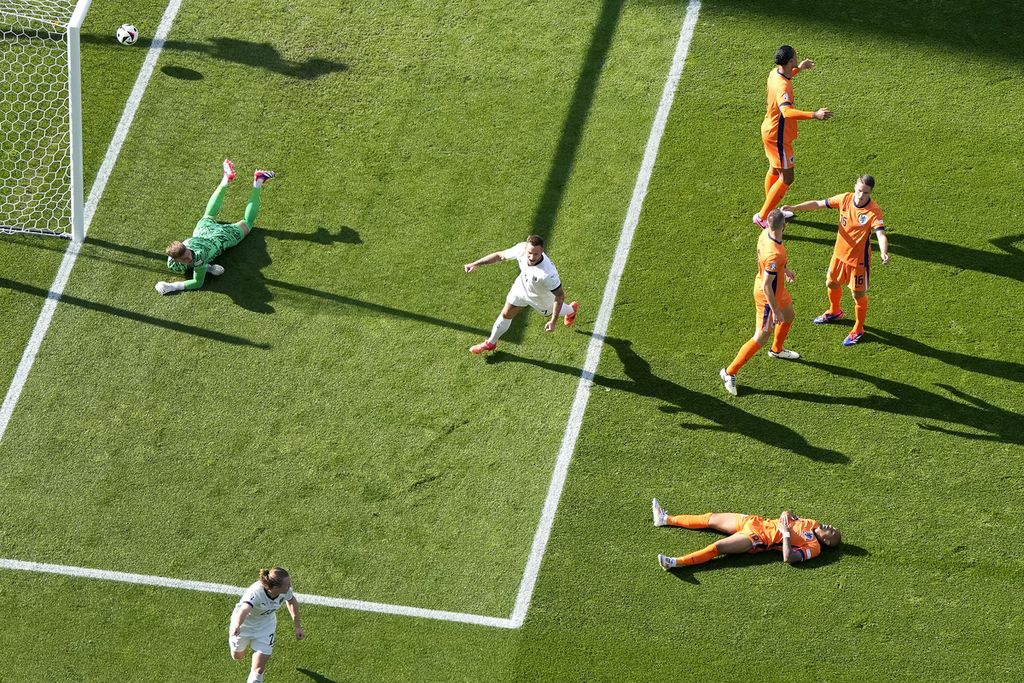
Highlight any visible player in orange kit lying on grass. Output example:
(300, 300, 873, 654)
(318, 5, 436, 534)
(651, 499, 841, 569)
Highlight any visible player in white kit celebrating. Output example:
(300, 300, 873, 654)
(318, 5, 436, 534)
(228, 567, 305, 683)
(464, 234, 579, 353)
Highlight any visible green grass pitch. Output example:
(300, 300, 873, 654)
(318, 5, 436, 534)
(0, 0, 1022, 680)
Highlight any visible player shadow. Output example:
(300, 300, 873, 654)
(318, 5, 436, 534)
(865, 325, 1024, 385)
(82, 34, 348, 80)
(0, 276, 268, 349)
(503, 0, 624, 345)
(297, 669, 338, 683)
(786, 218, 1024, 283)
(666, 541, 869, 585)
(750, 359, 1024, 446)
(260, 226, 362, 245)
(675, 0, 1024, 64)
(488, 334, 848, 464)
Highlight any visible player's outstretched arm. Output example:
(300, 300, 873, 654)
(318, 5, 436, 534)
(464, 252, 504, 273)
(155, 265, 209, 295)
(545, 286, 566, 332)
(782, 199, 828, 213)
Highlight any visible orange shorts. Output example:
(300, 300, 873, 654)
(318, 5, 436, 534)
(738, 515, 781, 553)
(827, 256, 868, 293)
(763, 137, 795, 170)
(753, 289, 792, 332)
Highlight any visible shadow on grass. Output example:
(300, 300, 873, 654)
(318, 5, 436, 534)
(489, 334, 848, 464)
(297, 669, 338, 683)
(82, 34, 347, 80)
(0, 277, 268, 349)
(865, 325, 1024, 385)
(666, 541, 870, 585)
(641, 0, 1024, 64)
(84, 234, 488, 337)
(752, 359, 1024, 446)
(786, 218, 1024, 284)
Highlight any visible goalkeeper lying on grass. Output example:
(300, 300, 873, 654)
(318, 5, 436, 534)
(156, 159, 275, 295)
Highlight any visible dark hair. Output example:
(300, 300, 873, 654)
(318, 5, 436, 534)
(259, 567, 289, 590)
(766, 208, 786, 230)
(526, 234, 544, 248)
(858, 174, 875, 189)
(166, 241, 188, 259)
(774, 45, 796, 66)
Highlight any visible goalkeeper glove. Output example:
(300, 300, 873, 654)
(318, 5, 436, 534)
(155, 281, 186, 295)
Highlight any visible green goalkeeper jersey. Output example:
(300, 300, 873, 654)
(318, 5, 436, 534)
(166, 218, 245, 290)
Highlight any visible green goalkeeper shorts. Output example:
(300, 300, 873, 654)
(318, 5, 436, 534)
(193, 217, 246, 252)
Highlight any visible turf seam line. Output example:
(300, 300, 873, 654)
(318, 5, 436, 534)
(508, 0, 702, 629)
(0, 558, 516, 629)
(0, 0, 185, 445)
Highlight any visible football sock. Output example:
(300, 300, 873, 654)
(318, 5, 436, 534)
(680, 544, 720, 566)
(726, 339, 762, 376)
(247, 672, 263, 683)
(827, 286, 843, 314)
(758, 178, 790, 220)
(666, 513, 711, 529)
(853, 296, 868, 335)
(771, 321, 792, 353)
(487, 315, 512, 345)
(764, 168, 780, 197)
(204, 180, 229, 219)
(243, 187, 262, 227)
(560, 303, 575, 318)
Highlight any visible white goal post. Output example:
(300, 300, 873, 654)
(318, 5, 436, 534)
(0, 0, 92, 242)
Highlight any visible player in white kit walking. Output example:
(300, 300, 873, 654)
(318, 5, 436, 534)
(464, 234, 579, 353)
(228, 567, 305, 683)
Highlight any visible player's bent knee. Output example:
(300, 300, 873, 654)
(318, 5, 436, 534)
(230, 650, 246, 661)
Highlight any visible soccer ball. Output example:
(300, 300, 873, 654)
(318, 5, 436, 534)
(116, 24, 139, 45)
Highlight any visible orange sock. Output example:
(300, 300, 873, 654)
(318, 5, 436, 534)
(758, 178, 790, 219)
(853, 296, 868, 335)
(681, 544, 720, 566)
(764, 169, 780, 197)
(827, 286, 843, 315)
(727, 339, 762, 376)
(771, 321, 792, 353)
(666, 513, 711, 529)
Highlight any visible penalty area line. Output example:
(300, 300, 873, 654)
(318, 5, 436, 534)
(0, 558, 516, 629)
(0, 0, 184, 445)
(508, 0, 702, 629)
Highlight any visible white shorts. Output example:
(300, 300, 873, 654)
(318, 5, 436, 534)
(229, 630, 275, 656)
(505, 280, 555, 316)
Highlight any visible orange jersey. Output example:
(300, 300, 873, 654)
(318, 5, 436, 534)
(740, 515, 823, 561)
(760, 69, 797, 147)
(827, 192, 886, 266)
(753, 229, 789, 301)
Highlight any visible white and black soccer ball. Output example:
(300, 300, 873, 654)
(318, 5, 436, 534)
(116, 24, 139, 45)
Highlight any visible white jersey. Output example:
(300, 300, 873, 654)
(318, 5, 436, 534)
(499, 242, 561, 300)
(234, 581, 294, 636)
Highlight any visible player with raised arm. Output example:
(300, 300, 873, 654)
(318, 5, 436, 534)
(464, 234, 579, 354)
(720, 209, 798, 397)
(753, 45, 832, 230)
(155, 159, 275, 295)
(652, 499, 841, 569)
(228, 567, 304, 683)
(783, 174, 890, 346)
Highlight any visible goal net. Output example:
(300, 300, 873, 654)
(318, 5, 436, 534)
(0, 0, 90, 241)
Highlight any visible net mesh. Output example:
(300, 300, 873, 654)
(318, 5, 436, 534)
(0, 2, 80, 238)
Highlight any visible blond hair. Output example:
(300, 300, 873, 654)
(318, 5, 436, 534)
(166, 241, 188, 259)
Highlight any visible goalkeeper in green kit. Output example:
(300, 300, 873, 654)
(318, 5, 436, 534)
(155, 159, 275, 295)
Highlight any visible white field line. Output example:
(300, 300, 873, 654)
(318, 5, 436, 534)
(0, 0, 185, 445)
(509, 0, 702, 628)
(0, 558, 516, 629)
(0, 0, 702, 631)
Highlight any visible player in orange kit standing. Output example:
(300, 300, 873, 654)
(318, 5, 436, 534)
(753, 45, 833, 230)
(720, 209, 798, 397)
(783, 174, 890, 346)
(651, 499, 842, 569)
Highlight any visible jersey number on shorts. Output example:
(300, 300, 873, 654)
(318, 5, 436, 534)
(855, 275, 865, 287)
